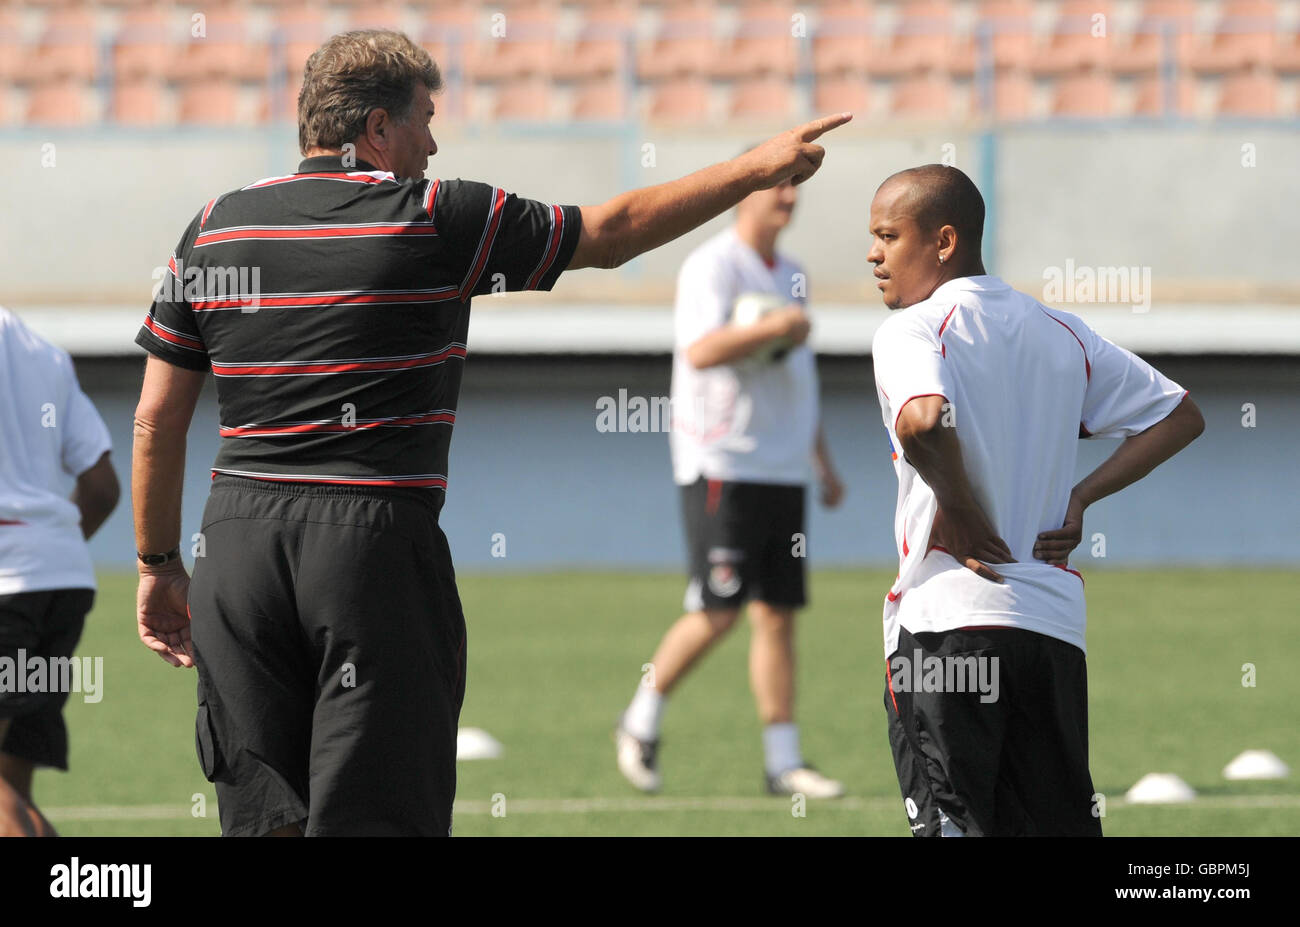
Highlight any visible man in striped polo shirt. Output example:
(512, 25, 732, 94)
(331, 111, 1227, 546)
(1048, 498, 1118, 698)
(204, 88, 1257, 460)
(132, 29, 849, 836)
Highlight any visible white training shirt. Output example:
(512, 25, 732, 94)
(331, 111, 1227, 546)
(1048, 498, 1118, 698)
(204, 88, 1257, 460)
(669, 227, 819, 486)
(0, 307, 112, 595)
(871, 276, 1187, 658)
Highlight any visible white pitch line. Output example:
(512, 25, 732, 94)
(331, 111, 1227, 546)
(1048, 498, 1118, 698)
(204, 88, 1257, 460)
(44, 793, 1300, 822)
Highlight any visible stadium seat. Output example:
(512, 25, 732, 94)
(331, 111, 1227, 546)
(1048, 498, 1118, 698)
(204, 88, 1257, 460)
(271, 2, 330, 80)
(111, 2, 175, 81)
(174, 9, 268, 83)
(0, 9, 21, 84)
(647, 74, 712, 124)
(1033, 0, 1115, 75)
(972, 67, 1035, 120)
(175, 78, 243, 125)
(1131, 72, 1198, 116)
(1188, 0, 1278, 74)
(1275, 31, 1300, 75)
(25, 76, 95, 125)
(571, 74, 630, 120)
(716, 2, 801, 79)
(971, 0, 1036, 73)
(344, 6, 406, 32)
(869, 1, 962, 78)
(812, 71, 870, 114)
(463, 4, 559, 82)
(888, 67, 954, 118)
(552, 1, 635, 81)
(1215, 64, 1279, 116)
(110, 74, 167, 125)
(1112, 0, 1196, 75)
(491, 75, 554, 121)
(728, 74, 797, 119)
(636, 3, 719, 81)
(25, 6, 99, 83)
(810, 0, 873, 76)
(1050, 65, 1114, 116)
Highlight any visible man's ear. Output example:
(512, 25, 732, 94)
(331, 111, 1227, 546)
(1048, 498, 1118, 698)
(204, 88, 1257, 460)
(365, 108, 388, 151)
(938, 224, 958, 257)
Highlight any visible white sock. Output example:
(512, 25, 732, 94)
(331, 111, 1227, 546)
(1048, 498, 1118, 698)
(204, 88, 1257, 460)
(622, 685, 665, 741)
(763, 722, 802, 776)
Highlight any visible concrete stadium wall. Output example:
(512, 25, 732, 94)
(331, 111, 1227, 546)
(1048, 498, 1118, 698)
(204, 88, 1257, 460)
(1, 123, 1296, 307)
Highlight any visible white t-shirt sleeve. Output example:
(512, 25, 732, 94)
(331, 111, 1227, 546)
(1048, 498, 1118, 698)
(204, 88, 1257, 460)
(871, 314, 953, 431)
(1080, 328, 1187, 439)
(674, 250, 735, 349)
(60, 360, 112, 477)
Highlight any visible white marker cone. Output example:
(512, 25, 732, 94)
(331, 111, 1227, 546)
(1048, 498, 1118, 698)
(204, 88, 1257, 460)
(456, 727, 504, 761)
(1223, 749, 1289, 780)
(1125, 772, 1196, 804)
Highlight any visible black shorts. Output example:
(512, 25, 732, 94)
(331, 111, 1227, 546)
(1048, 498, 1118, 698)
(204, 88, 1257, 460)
(884, 625, 1102, 837)
(0, 587, 95, 770)
(680, 477, 806, 612)
(188, 475, 467, 837)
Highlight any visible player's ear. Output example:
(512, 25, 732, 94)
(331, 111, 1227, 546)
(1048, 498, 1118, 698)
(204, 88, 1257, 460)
(365, 107, 388, 150)
(937, 224, 958, 262)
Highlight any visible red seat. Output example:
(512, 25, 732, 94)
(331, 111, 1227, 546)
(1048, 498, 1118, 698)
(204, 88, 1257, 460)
(647, 75, 712, 124)
(1033, 0, 1115, 75)
(1216, 64, 1279, 116)
(1131, 72, 1198, 116)
(571, 74, 630, 120)
(637, 4, 719, 81)
(728, 74, 796, 119)
(1050, 66, 1113, 116)
(811, 0, 874, 76)
(553, 2, 635, 81)
(110, 74, 167, 125)
(464, 5, 559, 82)
(889, 68, 954, 118)
(813, 72, 870, 114)
(175, 78, 243, 125)
(716, 2, 801, 79)
(26, 7, 98, 83)
(491, 76, 553, 121)
(973, 67, 1034, 120)
(869, 1, 960, 78)
(1189, 0, 1278, 74)
(972, 0, 1036, 73)
(1112, 0, 1196, 75)
(111, 2, 175, 81)
(26, 76, 94, 125)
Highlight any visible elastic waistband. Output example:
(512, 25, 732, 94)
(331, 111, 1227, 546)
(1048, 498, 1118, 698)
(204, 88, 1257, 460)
(210, 473, 444, 514)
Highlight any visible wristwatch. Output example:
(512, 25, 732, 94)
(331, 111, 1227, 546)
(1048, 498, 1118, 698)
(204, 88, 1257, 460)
(138, 547, 182, 566)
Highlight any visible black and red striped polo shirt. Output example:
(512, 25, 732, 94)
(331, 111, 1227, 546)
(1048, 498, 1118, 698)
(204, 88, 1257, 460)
(135, 155, 582, 497)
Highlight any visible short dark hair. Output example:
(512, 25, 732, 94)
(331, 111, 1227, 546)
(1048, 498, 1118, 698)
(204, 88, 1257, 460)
(298, 30, 442, 155)
(879, 164, 985, 253)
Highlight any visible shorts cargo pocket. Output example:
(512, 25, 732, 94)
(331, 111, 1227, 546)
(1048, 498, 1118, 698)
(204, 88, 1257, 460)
(195, 699, 223, 782)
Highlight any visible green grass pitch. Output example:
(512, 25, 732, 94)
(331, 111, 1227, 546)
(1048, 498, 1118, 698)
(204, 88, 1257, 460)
(33, 568, 1300, 836)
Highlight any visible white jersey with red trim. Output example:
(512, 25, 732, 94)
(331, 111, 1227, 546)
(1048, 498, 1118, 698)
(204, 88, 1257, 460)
(0, 307, 111, 595)
(871, 275, 1186, 658)
(669, 227, 819, 486)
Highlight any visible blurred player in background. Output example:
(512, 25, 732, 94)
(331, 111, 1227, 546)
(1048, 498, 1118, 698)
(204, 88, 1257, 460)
(868, 165, 1204, 835)
(0, 306, 120, 836)
(615, 174, 847, 798)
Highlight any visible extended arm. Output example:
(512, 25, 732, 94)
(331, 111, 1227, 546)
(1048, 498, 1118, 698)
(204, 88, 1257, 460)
(569, 114, 851, 271)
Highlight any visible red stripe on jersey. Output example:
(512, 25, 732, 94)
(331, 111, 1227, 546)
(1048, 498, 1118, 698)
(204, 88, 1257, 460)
(166, 254, 178, 277)
(242, 171, 393, 189)
(705, 479, 723, 516)
(211, 345, 467, 377)
(194, 224, 437, 246)
(459, 187, 506, 300)
(200, 197, 218, 230)
(423, 178, 440, 220)
(885, 658, 900, 714)
(193, 288, 459, 311)
(1052, 563, 1084, 583)
(212, 470, 448, 489)
(902, 528, 909, 557)
(525, 204, 564, 290)
(0, 519, 27, 526)
(1039, 308, 1091, 381)
(220, 411, 456, 437)
(143, 315, 204, 351)
(936, 303, 958, 358)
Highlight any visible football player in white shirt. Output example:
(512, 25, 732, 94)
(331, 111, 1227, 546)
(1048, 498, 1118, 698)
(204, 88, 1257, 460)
(615, 176, 848, 798)
(867, 165, 1204, 835)
(0, 306, 121, 836)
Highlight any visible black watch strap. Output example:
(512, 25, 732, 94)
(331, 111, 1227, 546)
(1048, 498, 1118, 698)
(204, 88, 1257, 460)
(138, 547, 181, 566)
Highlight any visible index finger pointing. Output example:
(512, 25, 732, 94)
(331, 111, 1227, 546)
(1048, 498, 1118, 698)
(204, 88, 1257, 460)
(797, 111, 853, 142)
